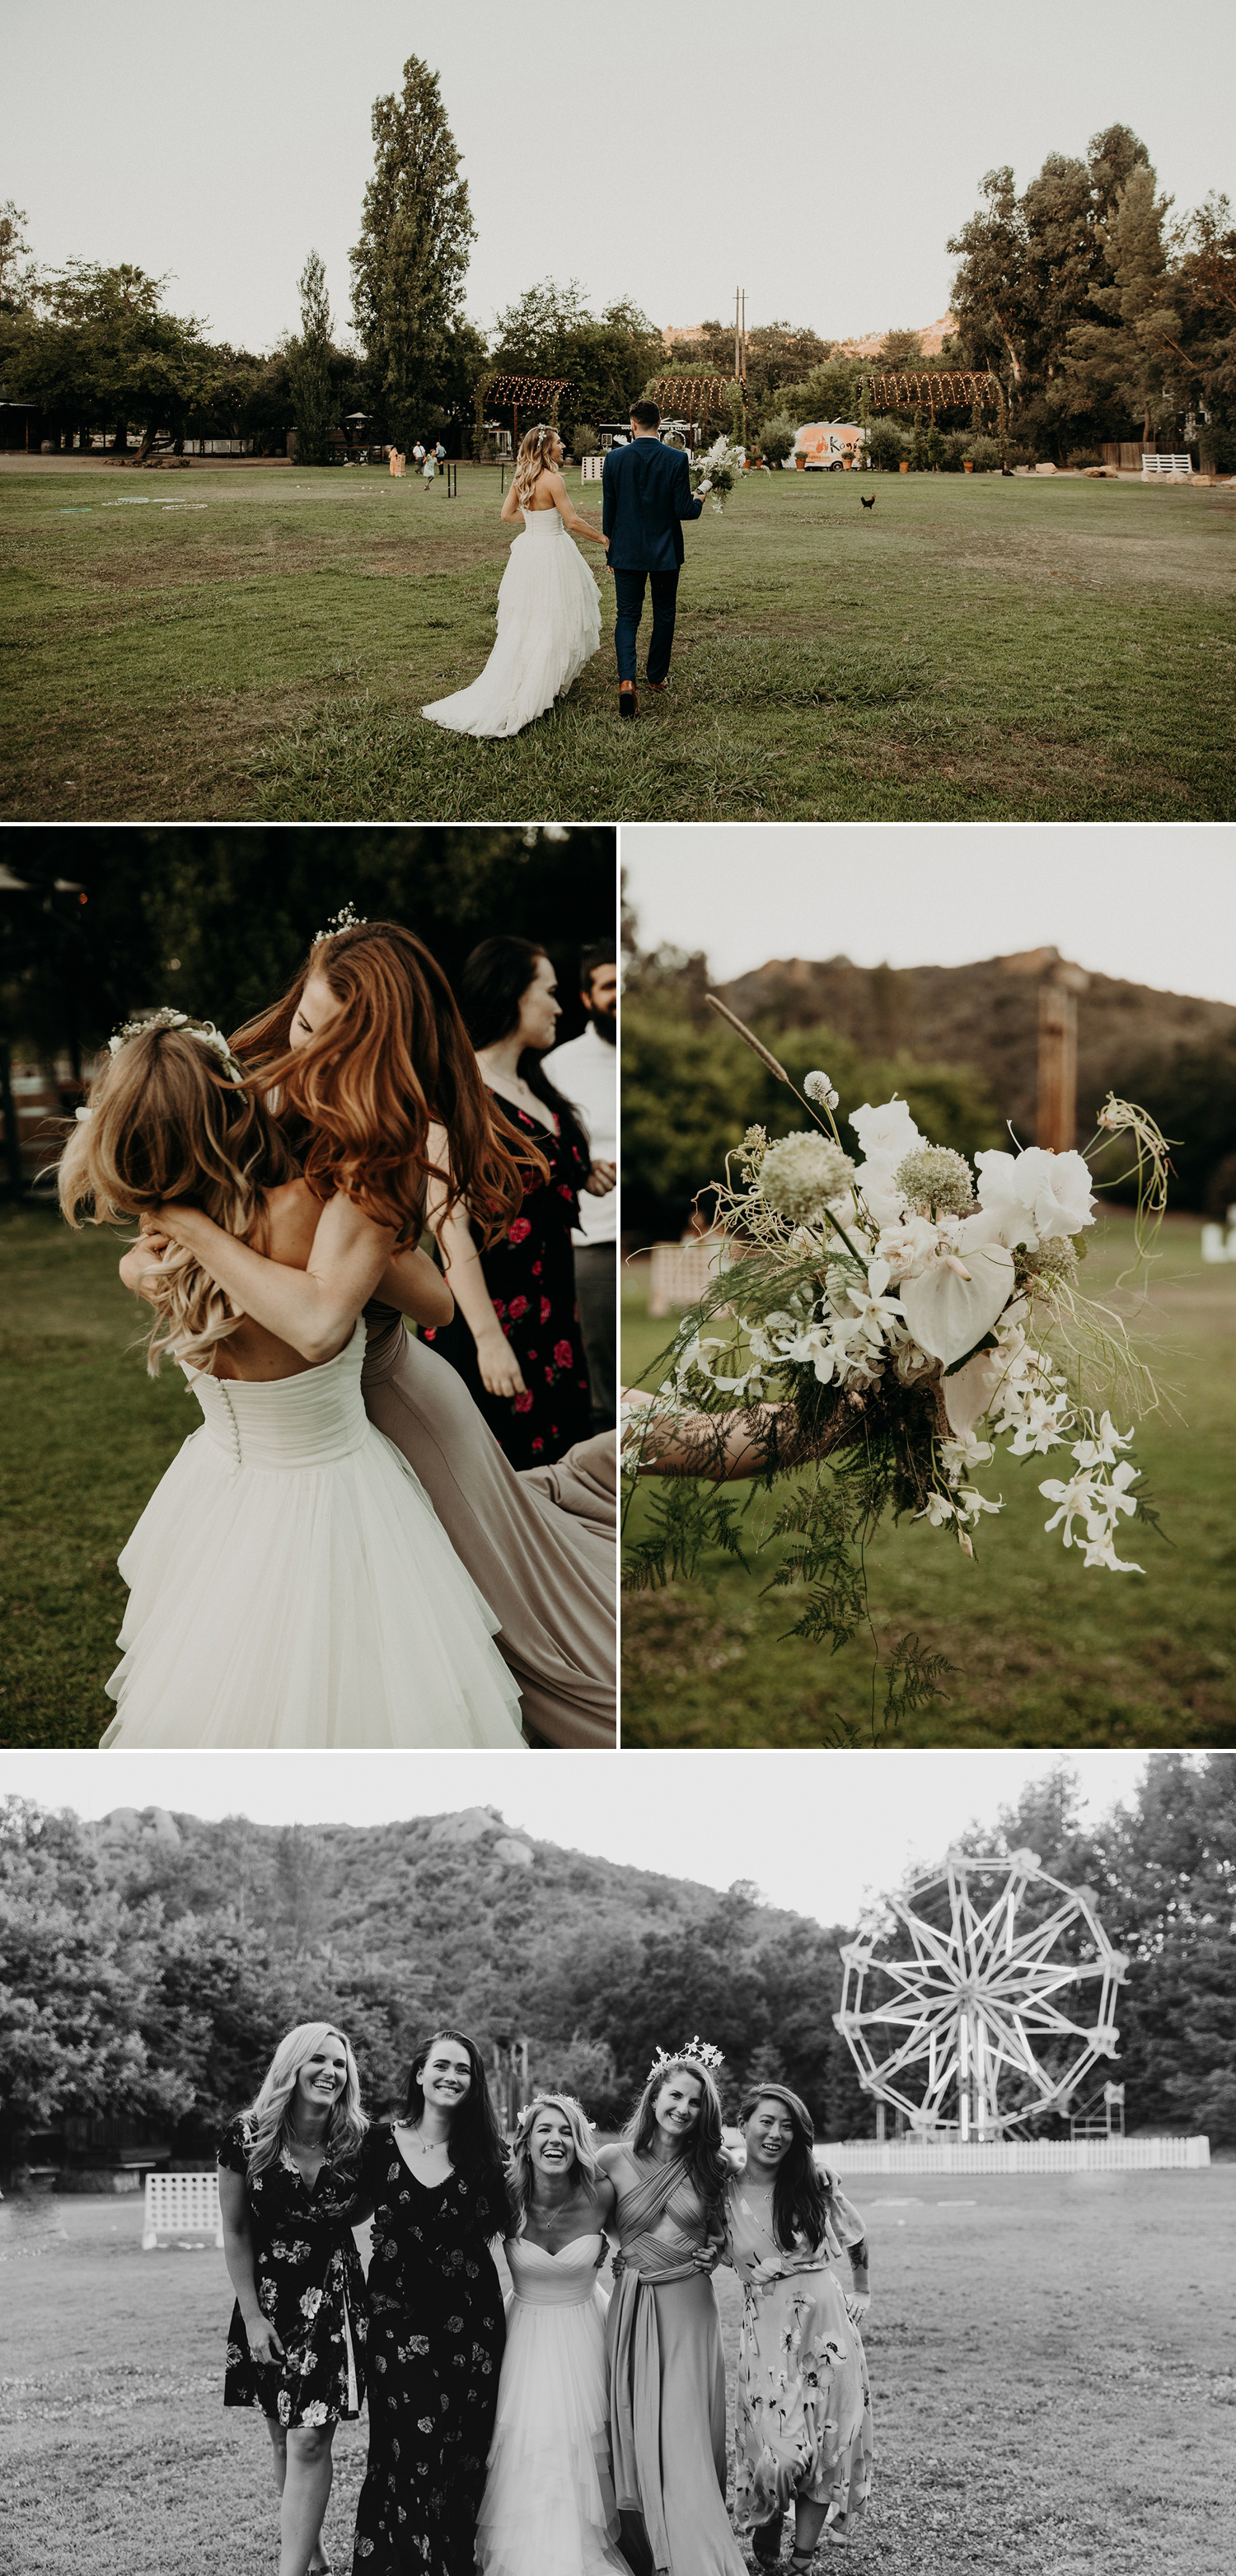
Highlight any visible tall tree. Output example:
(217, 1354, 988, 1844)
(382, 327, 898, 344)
(349, 54, 475, 447)
(1065, 163, 1181, 443)
(286, 248, 335, 465)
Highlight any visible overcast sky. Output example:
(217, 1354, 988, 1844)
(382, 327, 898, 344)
(5, 4, 1234, 355)
(1, 1749, 1152, 1928)
(621, 825, 1236, 999)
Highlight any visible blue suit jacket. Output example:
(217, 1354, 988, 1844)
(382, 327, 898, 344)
(602, 437, 704, 572)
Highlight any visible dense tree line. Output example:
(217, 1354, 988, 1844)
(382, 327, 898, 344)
(0, 825, 611, 1076)
(2, 1756, 1230, 2176)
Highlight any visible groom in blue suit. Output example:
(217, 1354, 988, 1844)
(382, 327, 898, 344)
(602, 400, 707, 718)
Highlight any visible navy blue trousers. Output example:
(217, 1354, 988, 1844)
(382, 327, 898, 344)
(611, 567, 680, 683)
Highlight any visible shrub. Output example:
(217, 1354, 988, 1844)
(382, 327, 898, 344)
(757, 410, 797, 467)
(864, 418, 906, 472)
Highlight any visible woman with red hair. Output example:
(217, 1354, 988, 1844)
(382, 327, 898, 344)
(143, 914, 616, 1747)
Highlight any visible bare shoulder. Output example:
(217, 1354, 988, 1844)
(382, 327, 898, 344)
(260, 1179, 321, 1270)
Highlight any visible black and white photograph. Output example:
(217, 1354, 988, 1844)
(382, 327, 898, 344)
(1, 1748, 1233, 2576)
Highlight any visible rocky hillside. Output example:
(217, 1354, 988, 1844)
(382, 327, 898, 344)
(717, 946, 1236, 1145)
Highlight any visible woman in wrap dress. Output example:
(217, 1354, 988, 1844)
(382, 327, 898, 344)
(597, 2050, 747, 2576)
(723, 2087, 873, 2564)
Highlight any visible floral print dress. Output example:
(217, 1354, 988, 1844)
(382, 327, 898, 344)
(351, 2124, 507, 2576)
(723, 2172, 873, 2533)
(421, 1089, 593, 1471)
(218, 2117, 368, 2429)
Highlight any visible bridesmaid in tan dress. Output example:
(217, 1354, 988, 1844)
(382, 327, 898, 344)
(723, 2087, 873, 2564)
(147, 917, 616, 1746)
(597, 2049, 747, 2576)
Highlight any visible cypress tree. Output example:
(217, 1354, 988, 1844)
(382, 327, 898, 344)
(349, 55, 475, 451)
(288, 250, 334, 465)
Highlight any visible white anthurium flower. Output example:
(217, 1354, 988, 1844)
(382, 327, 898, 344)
(973, 1147, 1096, 1250)
(898, 1238, 1016, 1369)
(943, 1335, 1021, 1440)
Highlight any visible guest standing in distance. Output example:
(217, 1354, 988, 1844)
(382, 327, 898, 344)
(217, 2024, 369, 2576)
(723, 2087, 873, 2564)
(423, 938, 615, 1470)
(476, 2094, 626, 2576)
(351, 2031, 509, 2576)
(597, 2047, 747, 2576)
(543, 945, 617, 1432)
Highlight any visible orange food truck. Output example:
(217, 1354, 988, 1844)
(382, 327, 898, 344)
(794, 421, 866, 470)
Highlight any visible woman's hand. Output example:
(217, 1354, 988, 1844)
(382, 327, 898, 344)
(583, 1160, 616, 1198)
(475, 1326, 528, 1402)
(845, 2292, 871, 2321)
(246, 2314, 285, 2367)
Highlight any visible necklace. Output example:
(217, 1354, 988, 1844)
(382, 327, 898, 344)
(399, 2120, 449, 2158)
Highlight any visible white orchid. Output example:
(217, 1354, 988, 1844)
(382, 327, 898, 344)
(1072, 1412, 1136, 1470)
(939, 1431, 995, 1481)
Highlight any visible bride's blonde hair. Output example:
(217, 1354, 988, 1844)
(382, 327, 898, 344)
(512, 422, 558, 507)
(58, 1020, 299, 1375)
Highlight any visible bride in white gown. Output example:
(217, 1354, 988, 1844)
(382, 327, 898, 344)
(59, 1011, 526, 1751)
(477, 2094, 628, 2576)
(423, 423, 606, 738)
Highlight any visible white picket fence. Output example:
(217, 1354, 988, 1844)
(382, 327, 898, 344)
(815, 2135, 1210, 2175)
(143, 2170, 224, 2248)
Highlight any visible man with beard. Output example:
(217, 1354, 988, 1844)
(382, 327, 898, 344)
(545, 943, 617, 1432)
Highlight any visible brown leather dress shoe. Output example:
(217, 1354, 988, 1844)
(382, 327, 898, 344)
(645, 678, 669, 692)
(619, 681, 638, 718)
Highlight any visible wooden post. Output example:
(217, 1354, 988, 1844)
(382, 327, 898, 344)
(1037, 979, 1079, 1152)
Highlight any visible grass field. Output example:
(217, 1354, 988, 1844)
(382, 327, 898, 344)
(620, 1213, 1236, 1748)
(2, 458, 1234, 822)
(4, 2167, 1233, 2576)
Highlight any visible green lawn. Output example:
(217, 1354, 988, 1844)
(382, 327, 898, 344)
(2, 460, 1234, 820)
(4, 2168, 1233, 2576)
(620, 1213, 1236, 1747)
(0, 1206, 194, 1745)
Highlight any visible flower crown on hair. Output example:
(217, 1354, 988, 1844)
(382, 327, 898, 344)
(649, 2037, 724, 2078)
(312, 903, 368, 946)
(106, 1008, 246, 1086)
(514, 2091, 597, 2135)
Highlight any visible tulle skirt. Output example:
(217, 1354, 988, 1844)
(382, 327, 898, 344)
(422, 515, 602, 738)
(475, 2291, 627, 2576)
(101, 1422, 527, 1750)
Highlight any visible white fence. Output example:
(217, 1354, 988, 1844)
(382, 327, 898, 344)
(816, 2136, 1210, 2175)
(143, 2170, 224, 2248)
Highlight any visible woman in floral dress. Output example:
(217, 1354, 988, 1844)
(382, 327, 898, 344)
(218, 2022, 369, 2576)
(422, 937, 614, 1470)
(723, 2086, 873, 2564)
(351, 2029, 510, 2576)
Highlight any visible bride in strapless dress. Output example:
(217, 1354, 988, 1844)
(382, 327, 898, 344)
(478, 2094, 627, 2576)
(423, 423, 606, 737)
(59, 1012, 525, 1751)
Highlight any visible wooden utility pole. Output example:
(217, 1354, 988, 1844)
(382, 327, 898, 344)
(1037, 962, 1089, 1151)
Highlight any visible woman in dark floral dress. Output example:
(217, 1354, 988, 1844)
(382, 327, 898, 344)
(351, 2028, 509, 2576)
(422, 938, 616, 1472)
(218, 2022, 369, 2576)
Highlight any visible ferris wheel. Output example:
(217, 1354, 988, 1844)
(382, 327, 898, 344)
(833, 1850, 1129, 2141)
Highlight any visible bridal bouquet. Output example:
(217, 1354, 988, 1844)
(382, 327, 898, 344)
(623, 998, 1172, 1727)
(691, 436, 744, 512)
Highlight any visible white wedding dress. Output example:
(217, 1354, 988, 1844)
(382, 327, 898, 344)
(101, 1321, 527, 1750)
(422, 504, 602, 738)
(476, 2232, 627, 2576)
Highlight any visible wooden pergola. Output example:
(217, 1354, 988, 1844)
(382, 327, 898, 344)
(475, 373, 574, 454)
(648, 375, 746, 446)
(863, 369, 1008, 465)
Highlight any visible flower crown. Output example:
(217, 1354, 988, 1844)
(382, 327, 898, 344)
(312, 903, 368, 947)
(106, 1008, 245, 1086)
(649, 2037, 724, 2078)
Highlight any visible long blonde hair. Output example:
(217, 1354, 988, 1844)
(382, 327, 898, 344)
(506, 2092, 602, 2228)
(512, 422, 558, 508)
(57, 1018, 299, 1374)
(241, 2022, 367, 2178)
